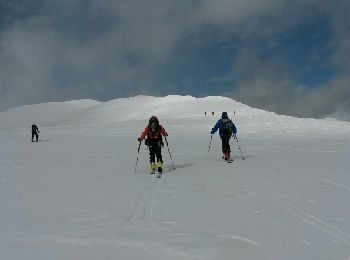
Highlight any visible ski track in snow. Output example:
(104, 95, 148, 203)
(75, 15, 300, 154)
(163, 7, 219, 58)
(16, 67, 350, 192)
(126, 177, 153, 223)
(322, 180, 350, 191)
(0, 192, 26, 211)
(126, 175, 160, 224)
(284, 203, 350, 245)
(230, 236, 261, 246)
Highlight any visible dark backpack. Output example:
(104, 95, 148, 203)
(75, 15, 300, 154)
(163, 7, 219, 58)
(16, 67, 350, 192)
(147, 121, 164, 147)
(221, 118, 233, 136)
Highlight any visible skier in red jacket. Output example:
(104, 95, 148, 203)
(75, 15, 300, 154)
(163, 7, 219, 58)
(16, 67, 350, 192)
(138, 116, 168, 174)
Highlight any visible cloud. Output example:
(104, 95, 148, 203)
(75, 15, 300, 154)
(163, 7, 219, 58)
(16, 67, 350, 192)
(0, 0, 196, 110)
(0, 16, 58, 109)
(0, 0, 349, 121)
(225, 0, 350, 120)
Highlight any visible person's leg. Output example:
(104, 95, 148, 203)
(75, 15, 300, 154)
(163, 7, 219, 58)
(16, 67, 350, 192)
(149, 146, 156, 173)
(155, 145, 163, 173)
(222, 137, 230, 159)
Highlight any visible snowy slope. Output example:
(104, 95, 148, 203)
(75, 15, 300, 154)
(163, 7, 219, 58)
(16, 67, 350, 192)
(1, 95, 350, 260)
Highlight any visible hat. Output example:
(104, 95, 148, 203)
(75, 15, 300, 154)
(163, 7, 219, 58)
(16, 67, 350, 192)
(221, 112, 228, 119)
(149, 116, 159, 123)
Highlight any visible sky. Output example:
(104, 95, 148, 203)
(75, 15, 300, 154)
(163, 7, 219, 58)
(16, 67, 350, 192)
(0, 0, 349, 120)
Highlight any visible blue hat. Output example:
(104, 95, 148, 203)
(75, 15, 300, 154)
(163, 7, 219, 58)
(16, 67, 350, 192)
(222, 112, 228, 119)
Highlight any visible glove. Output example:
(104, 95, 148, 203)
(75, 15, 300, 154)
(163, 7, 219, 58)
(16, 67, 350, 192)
(233, 126, 237, 135)
(210, 130, 214, 135)
(138, 138, 141, 142)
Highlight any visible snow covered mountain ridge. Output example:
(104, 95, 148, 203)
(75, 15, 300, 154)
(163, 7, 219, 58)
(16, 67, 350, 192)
(0, 95, 349, 138)
(0, 95, 244, 128)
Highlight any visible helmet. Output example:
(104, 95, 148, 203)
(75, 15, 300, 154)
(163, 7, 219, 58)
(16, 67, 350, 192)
(149, 116, 159, 124)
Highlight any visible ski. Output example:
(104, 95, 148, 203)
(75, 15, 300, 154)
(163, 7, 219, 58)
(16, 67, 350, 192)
(221, 156, 234, 163)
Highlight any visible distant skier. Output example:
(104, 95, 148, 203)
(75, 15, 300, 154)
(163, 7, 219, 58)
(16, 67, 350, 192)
(31, 123, 40, 142)
(210, 112, 237, 161)
(138, 116, 168, 176)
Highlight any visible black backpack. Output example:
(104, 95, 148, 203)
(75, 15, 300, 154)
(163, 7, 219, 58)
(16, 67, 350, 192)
(147, 121, 164, 147)
(221, 118, 233, 136)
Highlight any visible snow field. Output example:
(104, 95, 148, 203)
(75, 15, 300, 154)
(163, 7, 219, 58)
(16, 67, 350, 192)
(1, 95, 350, 259)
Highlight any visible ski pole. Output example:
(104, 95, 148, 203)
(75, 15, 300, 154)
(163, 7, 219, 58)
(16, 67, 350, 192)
(164, 136, 175, 170)
(208, 134, 213, 153)
(134, 140, 142, 173)
(233, 134, 245, 160)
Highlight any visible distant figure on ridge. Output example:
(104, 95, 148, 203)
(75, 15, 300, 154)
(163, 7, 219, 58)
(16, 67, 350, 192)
(138, 116, 168, 177)
(210, 112, 237, 161)
(31, 123, 40, 142)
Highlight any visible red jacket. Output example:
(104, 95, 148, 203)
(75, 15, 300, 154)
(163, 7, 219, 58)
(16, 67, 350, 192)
(140, 125, 168, 141)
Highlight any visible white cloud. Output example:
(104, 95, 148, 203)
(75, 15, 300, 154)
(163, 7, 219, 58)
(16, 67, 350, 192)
(0, 0, 349, 121)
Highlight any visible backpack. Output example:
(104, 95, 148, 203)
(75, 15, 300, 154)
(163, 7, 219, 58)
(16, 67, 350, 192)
(147, 121, 164, 146)
(221, 118, 233, 136)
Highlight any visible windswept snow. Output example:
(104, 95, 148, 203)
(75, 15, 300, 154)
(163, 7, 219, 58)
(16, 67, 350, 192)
(1, 95, 350, 260)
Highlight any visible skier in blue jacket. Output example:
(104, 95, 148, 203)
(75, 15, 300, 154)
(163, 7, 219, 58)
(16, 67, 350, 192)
(211, 112, 237, 161)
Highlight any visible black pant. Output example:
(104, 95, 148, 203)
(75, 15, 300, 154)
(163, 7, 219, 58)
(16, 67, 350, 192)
(32, 132, 38, 142)
(149, 144, 162, 163)
(221, 136, 231, 153)
(147, 138, 163, 163)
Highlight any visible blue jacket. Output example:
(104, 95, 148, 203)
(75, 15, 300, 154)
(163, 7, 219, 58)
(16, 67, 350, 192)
(211, 118, 237, 138)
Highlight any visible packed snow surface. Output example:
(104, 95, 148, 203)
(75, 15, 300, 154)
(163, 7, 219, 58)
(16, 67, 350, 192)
(1, 95, 350, 259)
